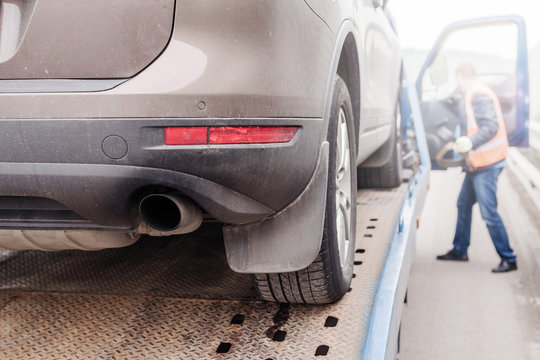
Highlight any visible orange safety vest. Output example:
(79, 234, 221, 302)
(465, 81, 509, 168)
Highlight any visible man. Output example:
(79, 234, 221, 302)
(436, 62, 517, 273)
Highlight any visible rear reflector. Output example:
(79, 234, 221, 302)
(208, 126, 298, 144)
(164, 126, 298, 145)
(164, 127, 207, 145)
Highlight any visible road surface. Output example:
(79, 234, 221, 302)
(400, 168, 540, 360)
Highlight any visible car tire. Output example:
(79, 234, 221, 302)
(253, 76, 357, 304)
(357, 102, 403, 188)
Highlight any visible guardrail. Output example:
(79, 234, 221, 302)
(506, 139, 540, 301)
(507, 148, 540, 213)
(530, 121, 540, 152)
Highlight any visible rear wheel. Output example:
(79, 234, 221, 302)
(253, 76, 357, 304)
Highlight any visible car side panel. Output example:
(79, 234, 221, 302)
(302, 0, 402, 164)
(356, 2, 402, 163)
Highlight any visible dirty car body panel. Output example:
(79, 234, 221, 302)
(0, 0, 401, 274)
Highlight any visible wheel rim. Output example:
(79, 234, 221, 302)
(336, 106, 352, 269)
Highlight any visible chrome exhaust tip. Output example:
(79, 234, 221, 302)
(138, 193, 203, 235)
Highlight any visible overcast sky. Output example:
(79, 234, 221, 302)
(388, 0, 540, 50)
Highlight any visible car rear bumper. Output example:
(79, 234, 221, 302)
(0, 117, 323, 230)
(0, 0, 334, 233)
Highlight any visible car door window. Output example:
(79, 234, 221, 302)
(416, 17, 529, 165)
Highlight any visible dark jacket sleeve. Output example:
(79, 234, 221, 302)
(469, 93, 499, 149)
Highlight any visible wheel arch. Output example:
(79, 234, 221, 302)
(321, 21, 362, 159)
(336, 33, 361, 156)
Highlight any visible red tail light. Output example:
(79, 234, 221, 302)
(164, 126, 298, 145)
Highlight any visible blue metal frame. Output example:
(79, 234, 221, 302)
(360, 15, 530, 359)
(415, 15, 530, 147)
(361, 80, 431, 359)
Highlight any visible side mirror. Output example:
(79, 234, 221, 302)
(429, 55, 448, 87)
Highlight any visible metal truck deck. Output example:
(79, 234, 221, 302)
(0, 180, 420, 359)
(0, 81, 431, 359)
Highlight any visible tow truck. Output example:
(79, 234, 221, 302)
(0, 16, 529, 360)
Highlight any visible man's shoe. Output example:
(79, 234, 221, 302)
(492, 260, 517, 273)
(436, 250, 468, 261)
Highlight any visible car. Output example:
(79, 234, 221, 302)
(0, 0, 402, 303)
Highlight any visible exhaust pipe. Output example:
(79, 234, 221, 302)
(138, 193, 203, 236)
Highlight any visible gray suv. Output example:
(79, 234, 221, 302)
(0, 0, 402, 303)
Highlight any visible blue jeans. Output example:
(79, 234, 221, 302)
(452, 167, 516, 262)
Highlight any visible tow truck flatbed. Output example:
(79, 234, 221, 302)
(0, 82, 430, 360)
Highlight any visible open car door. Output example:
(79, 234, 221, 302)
(416, 16, 529, 168)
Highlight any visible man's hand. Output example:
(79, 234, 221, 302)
(454, 136, 473, 154)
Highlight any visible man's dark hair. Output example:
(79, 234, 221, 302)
(456, 62, 477, 79)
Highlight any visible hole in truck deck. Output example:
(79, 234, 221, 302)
(265, 303, 290, 339)
(272, 330, 287, 342)
(370, 218, 378, 221)
(324, 316, 339, 327)
(354, 261, 363, 265)
(230, 314, 245, 325)
(367, 225, 376, 229)
(355, 249, 365, 253)
(315, 345, 330, 356)
(216, 342, 232, 353)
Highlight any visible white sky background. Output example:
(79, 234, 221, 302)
(387, 0, 540, 50)
(388, 0, 540, 123)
